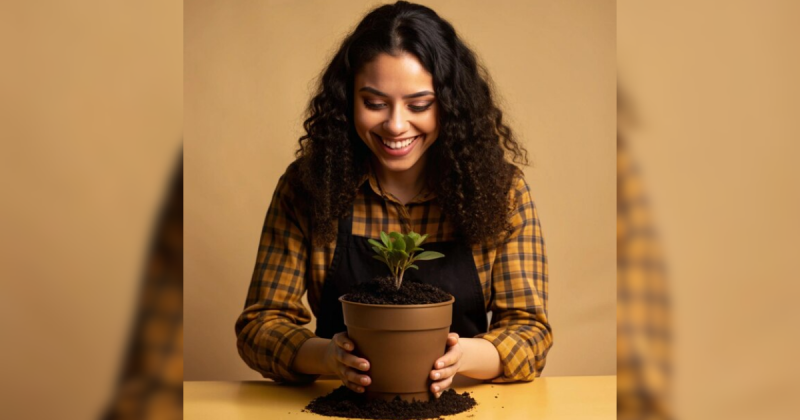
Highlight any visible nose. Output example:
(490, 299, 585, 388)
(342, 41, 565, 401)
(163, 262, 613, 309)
(383, 105, 410, 136)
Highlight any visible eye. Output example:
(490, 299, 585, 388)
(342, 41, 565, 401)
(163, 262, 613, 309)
(409, 102, 434, 113)
(363, 100, 386, 110)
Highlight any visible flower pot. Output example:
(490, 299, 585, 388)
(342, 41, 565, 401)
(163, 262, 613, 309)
(339, 295, 455, 402)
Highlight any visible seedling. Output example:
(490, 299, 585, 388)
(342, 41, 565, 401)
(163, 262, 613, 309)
(368, 231, 445, 290)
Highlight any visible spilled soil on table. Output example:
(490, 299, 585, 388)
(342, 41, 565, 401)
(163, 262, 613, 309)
(303, 386, 477, 419)
(342, 277, 452, 305)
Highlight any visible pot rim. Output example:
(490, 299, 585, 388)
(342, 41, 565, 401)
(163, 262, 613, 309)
(338, 295, 454, 309)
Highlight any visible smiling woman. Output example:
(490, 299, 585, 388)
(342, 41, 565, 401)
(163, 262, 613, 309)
(354, 52, 440, 203)
(234, 0, 552, 399)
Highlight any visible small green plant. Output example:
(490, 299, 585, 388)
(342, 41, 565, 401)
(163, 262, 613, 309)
(368, 231, 445, 290)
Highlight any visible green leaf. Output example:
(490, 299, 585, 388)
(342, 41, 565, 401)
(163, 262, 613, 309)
(389, 232, 405, 251)
(371, 246, 384, 255)
(368, 238, 385, 250)
(404, 236, 416, 253)
(371, 255, 387, 263)
(416, 234, 429, 246)
(398, 249, 408, 258)
(413, 251, 445, 261)
(412, 247, 424, 252)
(407, 264, 419, 270)
(380, 231, 390, 247)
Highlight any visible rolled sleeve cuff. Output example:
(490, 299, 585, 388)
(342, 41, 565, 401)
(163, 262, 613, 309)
(246, 322, 319, 385)
(478, 329, 537, 383)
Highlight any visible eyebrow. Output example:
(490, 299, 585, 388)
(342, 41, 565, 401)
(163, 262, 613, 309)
(358, 87, 435, 99)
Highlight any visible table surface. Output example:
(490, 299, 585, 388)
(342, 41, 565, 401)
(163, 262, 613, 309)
(184, 375, 616, 419)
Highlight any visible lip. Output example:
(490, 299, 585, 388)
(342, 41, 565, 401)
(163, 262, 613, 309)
(372, 132, 422, 157)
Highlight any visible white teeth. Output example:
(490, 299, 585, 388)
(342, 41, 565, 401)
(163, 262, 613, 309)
(380, 135, 418, 149)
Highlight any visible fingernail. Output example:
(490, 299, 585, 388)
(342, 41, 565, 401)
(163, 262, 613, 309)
(361, 377, 369, 385)
(360, 363, 368, 370)
(433, 372, 440, 379)
(358, 387, 364, 393)
(433, 385, 440, 392)
(437, 392, 442, 398)
(437, 362, 443, 368)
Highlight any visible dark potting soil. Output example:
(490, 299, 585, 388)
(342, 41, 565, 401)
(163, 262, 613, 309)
(303, 386, 477, 419)
(342, 277, 452, 305)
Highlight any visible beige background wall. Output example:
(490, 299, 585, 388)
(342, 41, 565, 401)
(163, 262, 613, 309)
(185, 0, 616, 380)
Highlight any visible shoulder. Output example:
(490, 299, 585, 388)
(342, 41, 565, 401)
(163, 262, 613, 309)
(503, 168, 542, 238)
(274, 159, 309, 200)
(269, 160, 312, 225)
(507, 167, 534, 212)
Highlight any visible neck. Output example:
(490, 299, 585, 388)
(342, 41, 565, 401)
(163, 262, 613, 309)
(371, 157, 428, 204)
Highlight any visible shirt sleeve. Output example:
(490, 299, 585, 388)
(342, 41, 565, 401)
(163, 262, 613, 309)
(234, 172, 319, 384)
(476, 174, 553, 383)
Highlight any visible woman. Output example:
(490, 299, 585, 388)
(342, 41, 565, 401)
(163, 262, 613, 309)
(235, 1, 552, 398)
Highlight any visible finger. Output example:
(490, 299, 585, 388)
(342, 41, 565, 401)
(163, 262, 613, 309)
(344, 380, 366, 393)
(430, 364, 458, 381)
(333, 333, 354, 352)
(434, 351, 456, 370)
(430, 375, 454, 394)
(337, 366, 367, 393)
(345, 368, 371, 387)
(337, 350, 371, 371)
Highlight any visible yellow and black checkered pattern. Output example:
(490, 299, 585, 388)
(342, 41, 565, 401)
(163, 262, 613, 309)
(104, 158, 183, 420)
(617, 140, 672, 419)
(235, 162, 552, 384)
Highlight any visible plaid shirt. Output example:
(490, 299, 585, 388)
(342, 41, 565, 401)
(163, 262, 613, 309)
(104, 158, 183, 420)
(617, 140, 672, 419)
(235, 162, 552, 384)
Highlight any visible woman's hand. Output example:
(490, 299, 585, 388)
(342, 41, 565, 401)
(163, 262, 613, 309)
(429, 332, 463, 398)
(324, 332, 372, 393)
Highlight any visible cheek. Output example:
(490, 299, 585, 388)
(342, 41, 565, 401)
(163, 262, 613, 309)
(418, 114, 439, 135)
(354, 109, 380, 135)
(352, 110, 370, 139)
(417, 107, 439, 135)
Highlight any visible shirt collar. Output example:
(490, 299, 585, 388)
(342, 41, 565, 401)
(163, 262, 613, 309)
(358, 159, 436, 205)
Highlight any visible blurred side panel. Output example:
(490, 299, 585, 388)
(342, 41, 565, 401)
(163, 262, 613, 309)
(619, 1, 800, 419)
(0, 1, 182, 419)
(103, 157, 183, 420)
(617, 90, 672, 420)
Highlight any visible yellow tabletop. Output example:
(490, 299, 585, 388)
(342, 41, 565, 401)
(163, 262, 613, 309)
(185, 375, 616, 419)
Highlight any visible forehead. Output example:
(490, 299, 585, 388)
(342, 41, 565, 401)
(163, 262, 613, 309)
(355, 52, 434, 94)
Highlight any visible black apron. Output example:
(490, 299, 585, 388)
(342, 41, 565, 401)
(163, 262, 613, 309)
(315, 209, 488, 339)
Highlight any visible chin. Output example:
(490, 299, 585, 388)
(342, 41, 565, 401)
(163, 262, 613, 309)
(377, 158, 418, 173)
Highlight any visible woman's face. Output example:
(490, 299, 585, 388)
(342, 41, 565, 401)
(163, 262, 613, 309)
(353, 52, 439, 175)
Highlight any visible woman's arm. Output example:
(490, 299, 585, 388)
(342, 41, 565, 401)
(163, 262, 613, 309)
(429, 174, 551, 395)
(458, 337, 503, 379)
(292, 338, 333, 375)
(477, 174, 552, 383)
(234, 172, 319, 384)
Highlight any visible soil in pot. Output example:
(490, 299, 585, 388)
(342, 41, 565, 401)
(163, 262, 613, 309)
(303, 385, 477, 419)
(344, 276, 452, 305)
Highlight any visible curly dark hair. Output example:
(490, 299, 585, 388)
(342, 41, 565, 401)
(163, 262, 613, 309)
(290, 1, 528, 247)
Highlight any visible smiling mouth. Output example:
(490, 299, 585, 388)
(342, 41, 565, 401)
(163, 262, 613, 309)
(373, 133, 423, 150)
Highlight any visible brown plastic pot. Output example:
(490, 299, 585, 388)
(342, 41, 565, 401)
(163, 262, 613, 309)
(339, 295, 454, 402)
